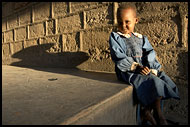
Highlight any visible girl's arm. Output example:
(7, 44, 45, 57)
(109, 32, 138, 72)
(142, 35, 162, 75)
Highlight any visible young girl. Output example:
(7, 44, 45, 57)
(109, 3, 180, 125)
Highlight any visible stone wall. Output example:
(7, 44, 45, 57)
(2, 2, 188, 120)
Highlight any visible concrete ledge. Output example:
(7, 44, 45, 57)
(2, 65, 136, 125)
(62, 86, 136, 125)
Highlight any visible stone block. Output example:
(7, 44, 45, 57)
(81, 27, 113, 64)
(135, 20, 179, 47)
(19, 8, 31, 26)
(136, 2, 178, 23)
(40, 35, 61, 53)
(62, 32, 80, 52)
(57, 14, 81, 33)
(24, 39, 38, 48)
(85, 5, 113, 29)
(47, 19, 55, 35)
(33, 2, 50, 22)
(11, 41, 23, 54)
(2, 43, 10, 57)
(4, 30, 14, 43)
(71, 2, 100, 13)
(82, 27, 112, 51)
(15, 27, 26, 41)
(7, 15, 18, 30)
(41, 35, 60, 44)
(29, 23, 45, 39)
(53, 2, 68, 18)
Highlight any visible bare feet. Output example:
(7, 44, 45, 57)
(159, 118, 168, 125)
(141, 108, 157, 125)
(153, 110, 168, 125)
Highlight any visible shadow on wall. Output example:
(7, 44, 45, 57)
(10, 43, 126, 84)
(11, 43, 89, 68)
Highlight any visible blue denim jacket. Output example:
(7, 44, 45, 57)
(109, 32, 161, 83)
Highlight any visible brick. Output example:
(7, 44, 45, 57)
(11, 41, 23, 54)
(15, 27, 26, 41)
(71, 2, 100, 13)
(62, 33, 80, 52)
(53, 2, 68, 18)
(7, 15, 18, 30)
(4, 30, 14, 42)
(19, 8, 31, 26)
(24, 39, 38, 48)
(85, 5, 113, 29)
(57, 14, 81, 33)
(47, 19, 55, 35)
(34, 2, 50, 22)
(29, 23, 45, 39)
(2, 43, 10, 56)
(82, 27, 112, 51)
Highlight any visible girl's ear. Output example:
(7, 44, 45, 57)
(135, 18, 139, 24)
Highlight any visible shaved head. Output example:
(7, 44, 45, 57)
(117, 3, 137, 21)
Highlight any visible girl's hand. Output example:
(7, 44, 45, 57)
(135, 65, 150, 75)
(140, 66, 151, 75)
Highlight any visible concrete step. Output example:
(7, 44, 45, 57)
(2, 65, 137, 125)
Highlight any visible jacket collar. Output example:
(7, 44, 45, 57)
(117, 32, 142, 38)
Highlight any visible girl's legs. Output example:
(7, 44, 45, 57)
(141, 96, 168, 125)
(141, 105, 157, 125)
(153, 97, 168, 125)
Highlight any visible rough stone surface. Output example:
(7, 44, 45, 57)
(40, 35, 61, 53)
(29, 23, 44, 39)
(2, 43, 10, 57)
(62, 33, 80, 52)
(4, 30, 13, 42)
(85, 5, 113, 28)
(2, 2, 188, 123)
(53, 2, 68, 18)
(33, 2, 50, 22)
(57, 14, 81, 33)
(7, 16, 18, 30)
(11, 41, 23, 54)
(19, 8, 31, 26)
(71, 2, 101, 13)
(82, 27, 113, 51)
(15, 27, 26, 41)
(24, 39, 38, 48)
(47, 19, 55, 35)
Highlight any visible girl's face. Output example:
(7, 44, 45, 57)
(117, 8, 138, 34)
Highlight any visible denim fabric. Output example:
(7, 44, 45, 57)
(109, 31, 180, 107)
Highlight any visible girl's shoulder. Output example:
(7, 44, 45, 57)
(133, 32, 143, 38)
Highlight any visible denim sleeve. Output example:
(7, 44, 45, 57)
(109, 32, 135, 72)
(142, 36, 161, 70)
